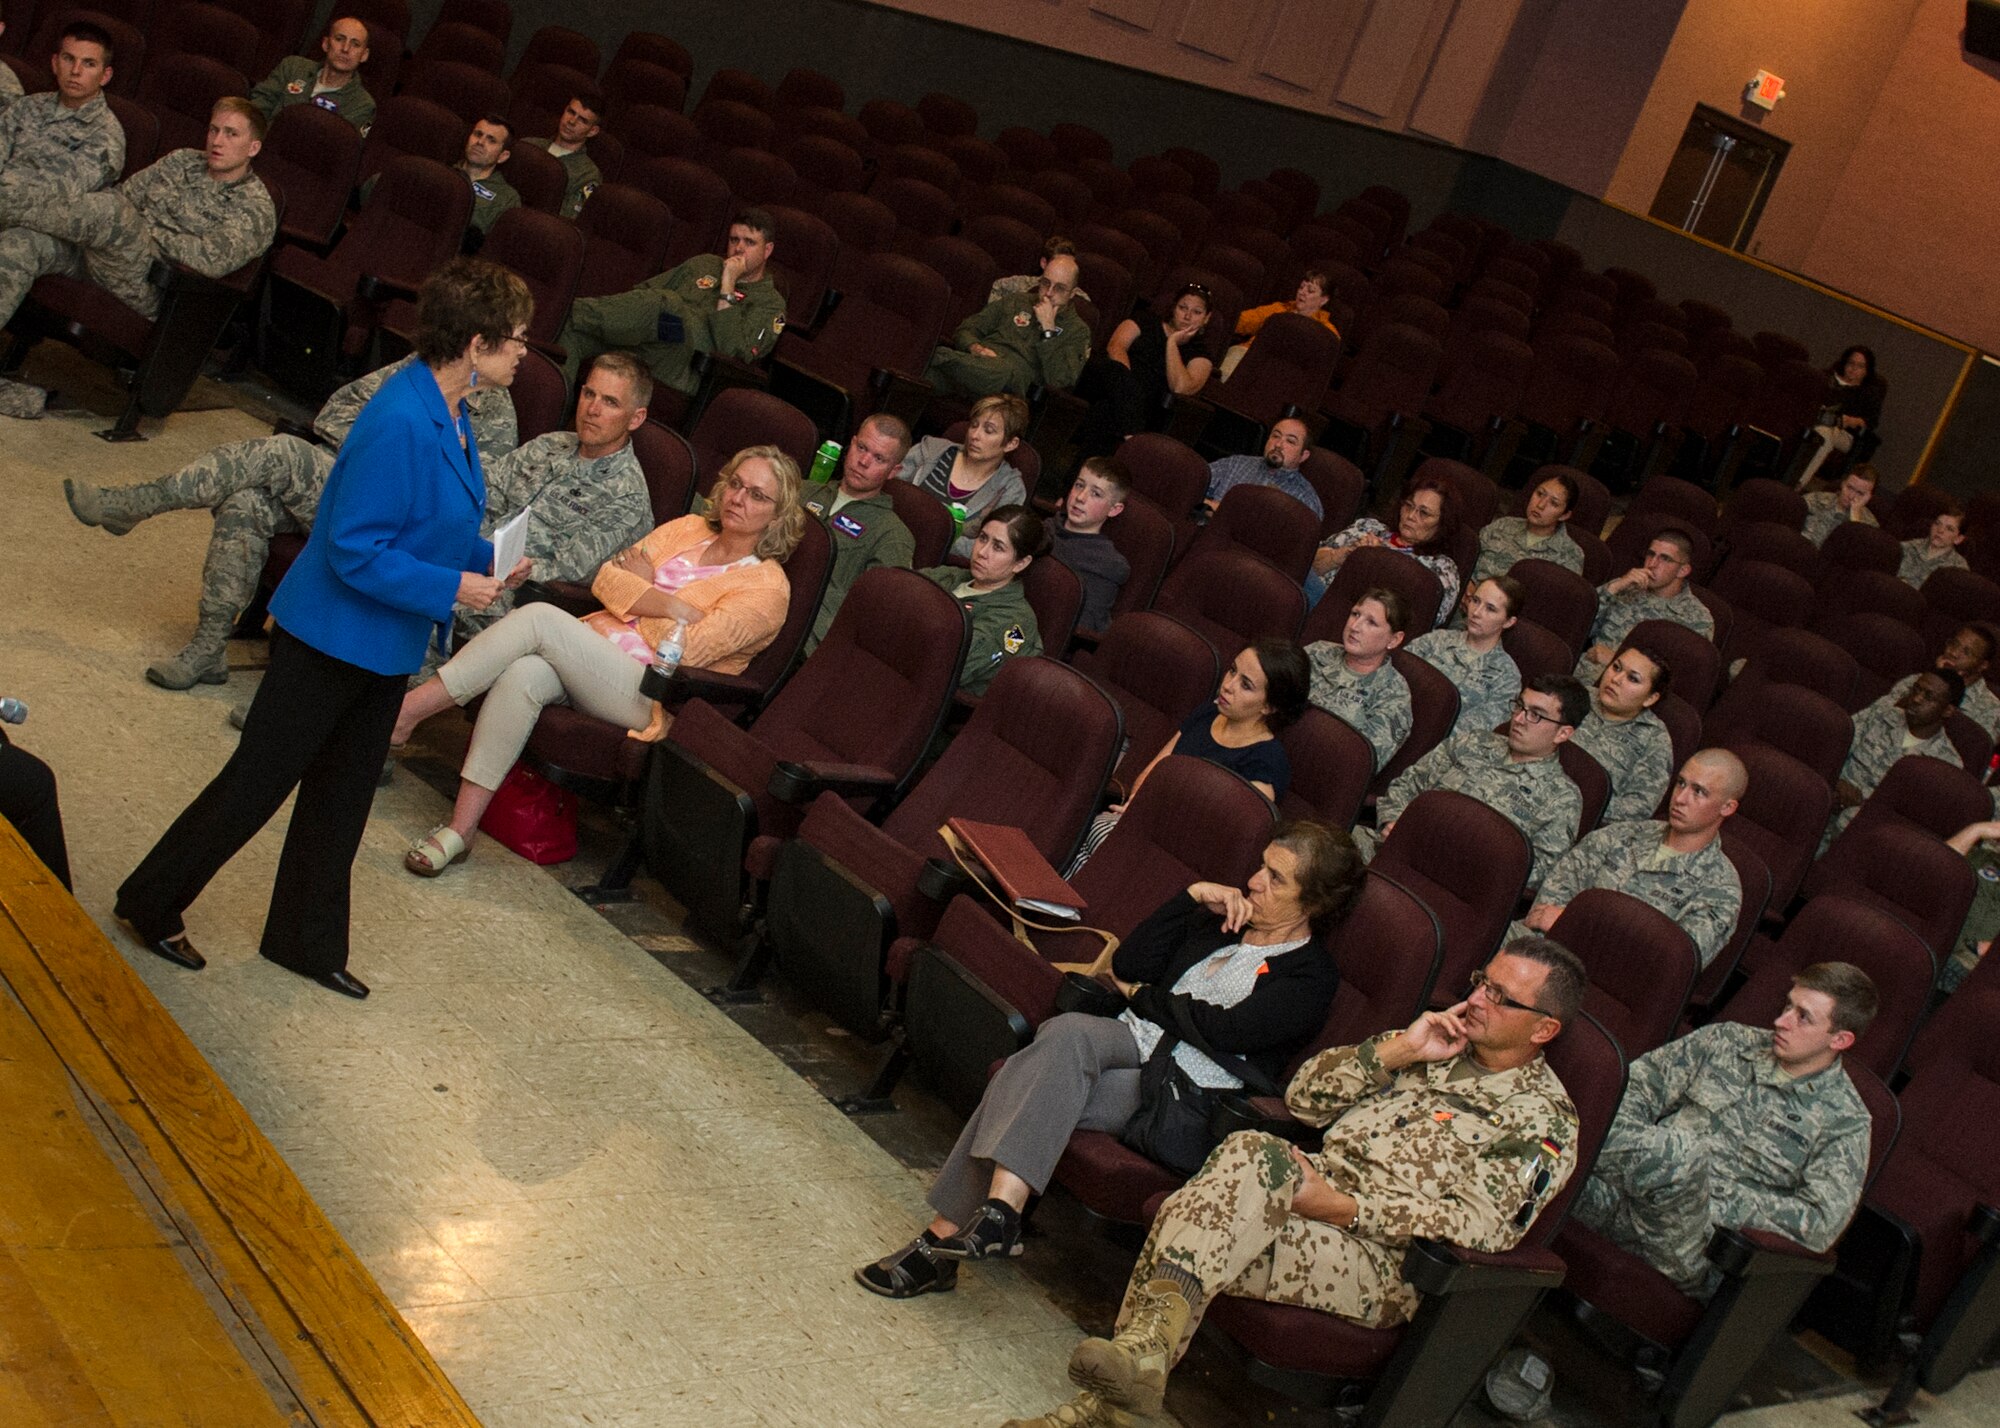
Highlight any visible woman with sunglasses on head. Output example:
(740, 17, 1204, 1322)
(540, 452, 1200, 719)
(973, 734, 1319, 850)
(116, 259, 537, 998)
(919, 505, 1051, 697)
(1075, 282, 1216, 453)
(392, 445, 806, 878)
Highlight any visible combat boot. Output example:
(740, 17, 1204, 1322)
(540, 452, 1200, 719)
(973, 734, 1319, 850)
(1065, 1278, 1192, 1416)
(64, 478, 153, 536)
(145, 608, 233, 690)
(0, 377, 48, 420)
(1000, 1389, 1138, 1427)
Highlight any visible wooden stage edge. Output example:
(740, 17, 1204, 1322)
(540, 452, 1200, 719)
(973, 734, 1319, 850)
(0, 820, 482, 1428)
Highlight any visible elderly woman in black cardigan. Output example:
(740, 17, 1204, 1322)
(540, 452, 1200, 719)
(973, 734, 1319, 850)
(856, 819, 1363, 1298)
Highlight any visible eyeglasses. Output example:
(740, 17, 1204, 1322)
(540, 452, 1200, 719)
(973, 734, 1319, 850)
(1509, 697, 1562, 726)
(721, 473, 776, 506)
(1469, 969, 1555, 1018)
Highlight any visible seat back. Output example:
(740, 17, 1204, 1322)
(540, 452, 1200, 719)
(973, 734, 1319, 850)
(1186, 483, 1321, 583)
(1622, 617, 1721, 711)
(358, 95, 463, 187)
(1719, 520, 1821, 581)
(1372, 790, 1532, 999)
(1299, 449, 1366, 540)
(1373, 648, 1462, 796)
(1807, 818, 1978, 968)
(1723, 478, 1809, 533)
(1557, 741, 1611, 839)
(688, 388, 820, 492)
(917, 233, 999, 327)
(1503, 617, 1576, 688)
(1154, 549, 1305, 654)
(152, 1, 261, 75)
(575, 184, 672, 299)
(715, 145, 798, 207)
(1815, 612, 1928, 708)
(1113, 433, 1209, 520)
(884, 479, 954, 570)
(1842, 753, 1993, 844)
(136, 53, 245, 157)
(1100, 497, 1176, 625)
(764, 203, 839, 331)
(1918, 567, 2000, 656)
(516, 24, 601, 81)
(786, 250, 952, 388)
(479, 208, 583, 346)
(1276, 706, 1374, 830)
(1216, 312, 1340, 428)
(1295, 866, 1444, 1062)
(1725, 743, 1832, 911)
(1719, 894, 1936, 1080)
(1072, 612, 1220, 792)
(1708, 559, 1814, 667)
(496, 140, 567, 216)
(1703, 681, 1853, 788)
(1304, 545, 1446, 639)
(1019, 554, 1084, 659)
(724, 518, 834, 712)
(1506, 558, 1598, 655)
(1818, 520, 1904, 585)
(412, 20, 506, 75)
(1549, 889, 1699, 1054)
(627, 419, 698, 524)
(627, 156, 732, 266)
(1694, 832, 1771, 1010)
(255, 103, 363, 247)
(399, 57, 513, 127)
(1727, 627, 1858, 707)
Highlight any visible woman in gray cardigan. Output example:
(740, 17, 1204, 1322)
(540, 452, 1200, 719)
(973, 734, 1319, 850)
(896, 393, 1030, 558)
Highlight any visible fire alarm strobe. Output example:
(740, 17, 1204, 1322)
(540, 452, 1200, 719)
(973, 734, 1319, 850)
(1745, 70, 1785, 110)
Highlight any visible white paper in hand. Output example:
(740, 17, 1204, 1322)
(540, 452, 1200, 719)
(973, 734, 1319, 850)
(490, 503, 531, 577)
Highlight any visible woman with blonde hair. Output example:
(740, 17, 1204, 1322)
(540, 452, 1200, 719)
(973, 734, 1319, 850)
(394, 444, 806, 875)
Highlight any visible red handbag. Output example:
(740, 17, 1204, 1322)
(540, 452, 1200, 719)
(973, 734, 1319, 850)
(478, 762, 578, 864)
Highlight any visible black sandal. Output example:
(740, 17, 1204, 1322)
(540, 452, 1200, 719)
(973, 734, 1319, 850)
(855, 1237, 958, 1298)
(931, 1199, 1024, 1260)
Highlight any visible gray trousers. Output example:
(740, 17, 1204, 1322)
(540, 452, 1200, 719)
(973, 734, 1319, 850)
(926, 1012, 1144, 1227)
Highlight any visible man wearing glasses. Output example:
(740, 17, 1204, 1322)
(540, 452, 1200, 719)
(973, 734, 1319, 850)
(1201, 416, 1323, 522)
(1519, 749, 1746, 968)
(1009, 939, 1584, 1428)
(1571, 961, 1876, 1294)
(1575, 528, 1714, 686)
(1359, 674, 1589, 888)
(926, 253, 1089, 399)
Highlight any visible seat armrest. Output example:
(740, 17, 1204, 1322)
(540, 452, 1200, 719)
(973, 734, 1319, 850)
(355, 271, 421, 303)
(767, 759, 900, 803)
(148, 258, 236, 296)
(917, 856, 973, 902)
(1401, 1239, 1567, 1296)
(516, 579, 599, 617)
(1707, 1225, 1833, 1279)
(870, 365, 935, 427)
(640, 664, 761, 705)
(1969, 1202, 2000, 1245)
(1209, 1093, 1317, 1146)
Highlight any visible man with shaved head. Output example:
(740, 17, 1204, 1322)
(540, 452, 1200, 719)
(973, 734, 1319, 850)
(250, 16, 375, 134)
(1517, 749, 1746, 968)
(926, 252, 1090, 399)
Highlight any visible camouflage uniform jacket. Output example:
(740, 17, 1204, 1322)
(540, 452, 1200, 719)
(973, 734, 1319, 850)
(1801, 492, 1877, 548)
(1375, 731, 1579, 887)
(116, 149, 277, 280)
(0, 61, 22, 114)
(1891, 671, 2000, 743)
(1585, 580, 1714, 658)
(1408, 628, 1520, 737)
(481, 432, 652, 575)
(0, 90, 123, 213)
(1570, 703, 1673, 824)
(1608, 1021, 1869, 1253)
(527, 139, 601, 219)
(1305, 644, 1412, 774)
(1471, 517, 1585, 584)
(1535, 819, 1741, 967)
(249, 56, 375, 133)
(1898, 538, 1970, 591)
(1286, 1033, 1578, 1255)
(1839, 694, 1962, 800)
(313, 354, 518, 465)
(950, 290, 1091, 391)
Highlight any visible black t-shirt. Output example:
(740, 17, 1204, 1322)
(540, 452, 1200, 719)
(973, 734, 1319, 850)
(1177, 703, 1290, 800)
(1049, 524, 1130, 633)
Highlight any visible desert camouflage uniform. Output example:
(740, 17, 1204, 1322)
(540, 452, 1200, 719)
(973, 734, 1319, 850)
(1897, 538, 1969, 591)
(1891, 670, 2000, 743)
(1572, 1021, 1868, 1293)
(1825, 695, 1962, 848)
(1115, 1032, 1576, 1348)
(1305, 644, 1411, 774)
(1471, 517, 1585, 584)
(1570, 702, 1673, 823)
(1801, 491, 1878, 548)
(1576, 581, 1714, 685)
(1523, 819, 1741, 967)
(248, 56, 374, 134)
(1408, 628, 1521, 736)
(558, 253, 786, 395)
(526, 139, 601, 220)
(1366, 730, 1579, 887)
(0, 149, 274, 333)
(0, 89, 123, 223)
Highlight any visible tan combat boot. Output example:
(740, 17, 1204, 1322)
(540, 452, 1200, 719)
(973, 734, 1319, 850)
(1000, 1388, 1138, 1427)
(1065, 1278, 1191, 1416)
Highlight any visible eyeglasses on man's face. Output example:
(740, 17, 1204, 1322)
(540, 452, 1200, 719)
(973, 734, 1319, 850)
(1469, 969, 1554, 1018)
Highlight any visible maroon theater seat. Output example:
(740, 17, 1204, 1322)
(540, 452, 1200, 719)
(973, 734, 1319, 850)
(574, 185, 671, 299)
(1182, 483, 1321, 584)
(1098, 496, 1176, 626)
(1304, 545, 1447, 641)
(1070, 611, 1220, 793)
(765, 251, 951, 443)
(686, 387, 820, 492)
(1702, 681, 1852, 789)
(1548, 889, 1698, 1052)
(1372, 789, 1527, 1000)
(1154, 548, 1306, 653)
(254, 103, 362, 248)
(1276, 707, 1374, 830)
(1505, 559, 1597, 657)
(1503, 617, 1576, 689)
(1113, 432, 1210, 521)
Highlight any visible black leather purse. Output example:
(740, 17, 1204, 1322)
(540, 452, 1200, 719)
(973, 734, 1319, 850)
(1053, 971, 1129, 1018)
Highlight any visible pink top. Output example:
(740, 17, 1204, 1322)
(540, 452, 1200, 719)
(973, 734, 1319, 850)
(590, 540, 758, 662)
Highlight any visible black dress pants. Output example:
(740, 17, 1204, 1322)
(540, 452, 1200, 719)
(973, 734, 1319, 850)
(118, 624, 406, 976)
(0, 733, 72, 891)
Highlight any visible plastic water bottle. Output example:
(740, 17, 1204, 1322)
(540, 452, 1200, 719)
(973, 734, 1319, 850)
(0, 697, 24, 725)
(808, 439, 842, 483)
(949, 502, 969, 537)
(649, 620, 687, 679)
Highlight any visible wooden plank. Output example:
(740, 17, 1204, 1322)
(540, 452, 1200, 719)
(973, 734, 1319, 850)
(0, 823, 481, 1428)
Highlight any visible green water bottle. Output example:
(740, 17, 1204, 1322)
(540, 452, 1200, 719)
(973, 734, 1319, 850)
(808, 439, 842, 483)
(949, 502, 969, 537)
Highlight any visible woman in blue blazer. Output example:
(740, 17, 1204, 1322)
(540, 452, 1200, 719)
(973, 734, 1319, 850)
(116, 259, 536, 999)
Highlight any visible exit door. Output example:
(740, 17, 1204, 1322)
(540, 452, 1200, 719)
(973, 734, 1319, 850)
(1648, 104, 1790, 251)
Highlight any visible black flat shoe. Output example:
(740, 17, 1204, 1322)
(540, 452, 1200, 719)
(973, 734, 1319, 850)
(312, 969, 370, 1000)
(854, 1237, 957, 1298)
(114, 907, 205, 970)
(932, 1199, 1025, 1260)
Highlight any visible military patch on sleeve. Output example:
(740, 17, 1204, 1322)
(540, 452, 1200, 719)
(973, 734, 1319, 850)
(696, 275, 717, 289)
(773, 315, 785, 332)
(578, 182, 597, 204)
(286, 80, 305, 94)
(1002, 624, 1026, 653)
(1012, 311, 1032, 327)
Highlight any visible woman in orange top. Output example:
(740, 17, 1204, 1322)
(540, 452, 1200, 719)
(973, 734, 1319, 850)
(1226, 270, 1341, 378)
(393, 445, 806, 875)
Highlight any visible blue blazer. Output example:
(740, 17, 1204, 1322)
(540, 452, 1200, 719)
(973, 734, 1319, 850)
(271, 361, 496, 676)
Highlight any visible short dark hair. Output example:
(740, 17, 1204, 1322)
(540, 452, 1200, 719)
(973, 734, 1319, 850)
(1653, 526, 1698, 567)
(474, 112, 513, 145)
(1847, 462, 1881, 489)
(1482, 573, 1526, 618)
(567, 90, 604, 120)
(1270, 818, 1364, 935)
(1042, 235, 1078, 260)
(982, 504, 1051, 560)
(1077, 455, 1130, 501)
(1528, 673, 1590, 730)
(1299, 267, 1329, 291)
(1793, 961, 1878, 1037)
(1245, 638, 1311, 731)
(1930, 668, 1967, 707)
(1617, 639, 1673, 699)
(1961, 623, 1999, 664)
(731, 207, 777, 243)
(1538, 469, 1579, 514)
(1354, 586, 1411, 636)
(412, 257, 533, 366)
(1501, 936, 1586, 1028)
(61, 19, 114, 63)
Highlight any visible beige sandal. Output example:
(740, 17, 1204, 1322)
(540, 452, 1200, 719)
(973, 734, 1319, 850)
(404, 826, 468, 877)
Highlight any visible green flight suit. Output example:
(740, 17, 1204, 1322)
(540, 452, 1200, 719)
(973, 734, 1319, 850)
(249, 57, 375, 134)
(558, 254, 786, 395)
(803, 485, 915, 653)
(527, 138, 601, 219)
(920, 566, 1041, 697)
(926, 291, 1090, 398)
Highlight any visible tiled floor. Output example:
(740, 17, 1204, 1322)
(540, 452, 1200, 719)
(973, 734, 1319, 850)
(2, 350, 1995, 1426)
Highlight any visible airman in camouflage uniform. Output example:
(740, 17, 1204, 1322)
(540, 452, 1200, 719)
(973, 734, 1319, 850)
(1524, 815, 1741, 969)
(557, 215, 787, 396)
(1367, 726, 1582, 887)
(927, 256, 1090, 399)
(0, 75, 123, 228)
(1471, 516, 1586, 584)
(247, 19, 375, 135)
(1801, 469, 1879, 547)
(64, 355, 519, 687)
(1570, 702, 1673, 824)
(1409, 627, 1521, 736)
(1897, 512, 1969, 590)
(1826, 675, 1964, 850)
(1011, 944, 1582, 1428)
(1306, 643, 1412, 774)
(1572, 993, 1873, 1294)
(1576, 528, 1713, 685)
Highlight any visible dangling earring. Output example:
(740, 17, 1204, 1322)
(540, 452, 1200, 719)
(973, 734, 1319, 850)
(469, 365, 479, 390)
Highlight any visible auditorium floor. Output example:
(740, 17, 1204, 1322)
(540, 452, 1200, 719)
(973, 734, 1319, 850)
(2, 357, 1995, 1427)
